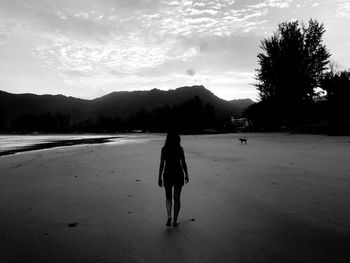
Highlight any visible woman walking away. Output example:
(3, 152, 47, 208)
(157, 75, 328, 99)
(158, 132, 189, 227)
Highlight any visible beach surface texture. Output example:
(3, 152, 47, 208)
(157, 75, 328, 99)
(1, 133, 350, 262)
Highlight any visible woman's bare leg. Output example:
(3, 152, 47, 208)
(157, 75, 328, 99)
(165, 186, 172, 225)
(173, 185, 182, 225)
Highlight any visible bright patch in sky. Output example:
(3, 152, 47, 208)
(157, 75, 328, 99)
(0, 0, 349, 100)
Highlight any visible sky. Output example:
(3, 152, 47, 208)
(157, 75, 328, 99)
(0, 0, 349, 101)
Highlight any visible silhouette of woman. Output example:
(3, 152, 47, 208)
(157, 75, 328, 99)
(158, 132, 189, 227)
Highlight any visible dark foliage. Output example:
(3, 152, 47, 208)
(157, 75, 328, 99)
(123, 96, 223, 133)
(10, 113, 71, 133)
(4, 97, 234, 133)
(257, 19, 330, 102)
(243, 100, 328, 133)
(249, 19, 331, 131)
(320, 70, 350, 134)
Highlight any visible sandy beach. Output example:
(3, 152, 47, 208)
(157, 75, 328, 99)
(1, 133, 350, 262)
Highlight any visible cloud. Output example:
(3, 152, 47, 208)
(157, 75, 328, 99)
(2, 0, 349, 101)
(248, 0, 293, 9)
(336, 0, 350, 18)
(0, 0, 271, 78)
(0, 0, 267, 98)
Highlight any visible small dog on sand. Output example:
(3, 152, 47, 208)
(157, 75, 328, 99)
(239, 138, 247, 144)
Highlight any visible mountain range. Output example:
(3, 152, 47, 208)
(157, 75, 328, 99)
(0, 85, 253, 131)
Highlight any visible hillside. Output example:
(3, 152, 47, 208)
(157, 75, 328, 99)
(0, 90, 90, 122)
(0, 86, 253, 132)
(91, 86, 252, 119)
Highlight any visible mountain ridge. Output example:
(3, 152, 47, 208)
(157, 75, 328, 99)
(0, 86, 254, 132)
(0, 86, 253, 104)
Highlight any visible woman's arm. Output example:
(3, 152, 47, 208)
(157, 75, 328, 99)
(180, 148, 189, 183)
(158, 148, 165, 187)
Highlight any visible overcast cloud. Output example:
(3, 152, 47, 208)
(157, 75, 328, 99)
(0, 0, 349, 100)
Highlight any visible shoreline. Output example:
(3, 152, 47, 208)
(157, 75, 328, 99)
(0, 136, 119, 157)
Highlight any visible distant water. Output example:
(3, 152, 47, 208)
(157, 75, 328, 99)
(0, 134, 116, 152)
(0, 134, 159, 155)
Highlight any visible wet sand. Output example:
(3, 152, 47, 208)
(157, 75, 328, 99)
(1, 133, 350, 262)
(0, 136, 119, 156)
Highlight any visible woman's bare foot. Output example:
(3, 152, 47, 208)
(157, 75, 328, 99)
(172, 219, 179, 227)
(166, 217, 172, 227)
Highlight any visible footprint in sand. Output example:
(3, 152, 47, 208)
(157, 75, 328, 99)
(68, 222, 79, 228)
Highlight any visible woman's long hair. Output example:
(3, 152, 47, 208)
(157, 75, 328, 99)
(164, 131, 181, 150)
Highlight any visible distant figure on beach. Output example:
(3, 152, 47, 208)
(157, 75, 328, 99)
(158, 132, 189, 227)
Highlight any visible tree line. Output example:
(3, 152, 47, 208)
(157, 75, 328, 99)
(3, 96, 231, 134)
(245, 19, 350, 134)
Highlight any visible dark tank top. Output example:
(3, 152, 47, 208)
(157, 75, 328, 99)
(163, 146, 184, 177)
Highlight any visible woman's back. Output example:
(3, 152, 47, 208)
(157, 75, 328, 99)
(162, 146, 183, 175)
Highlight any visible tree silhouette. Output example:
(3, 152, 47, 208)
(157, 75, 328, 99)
(322, 70, 350, 104)
(4, 96, 231, 133)
(257, 19, 330, 101)
(321, 69, 350, 134)
(255, 19, 331, 128)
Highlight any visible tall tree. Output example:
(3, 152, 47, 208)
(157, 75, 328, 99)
(256, 19, 331, 102)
